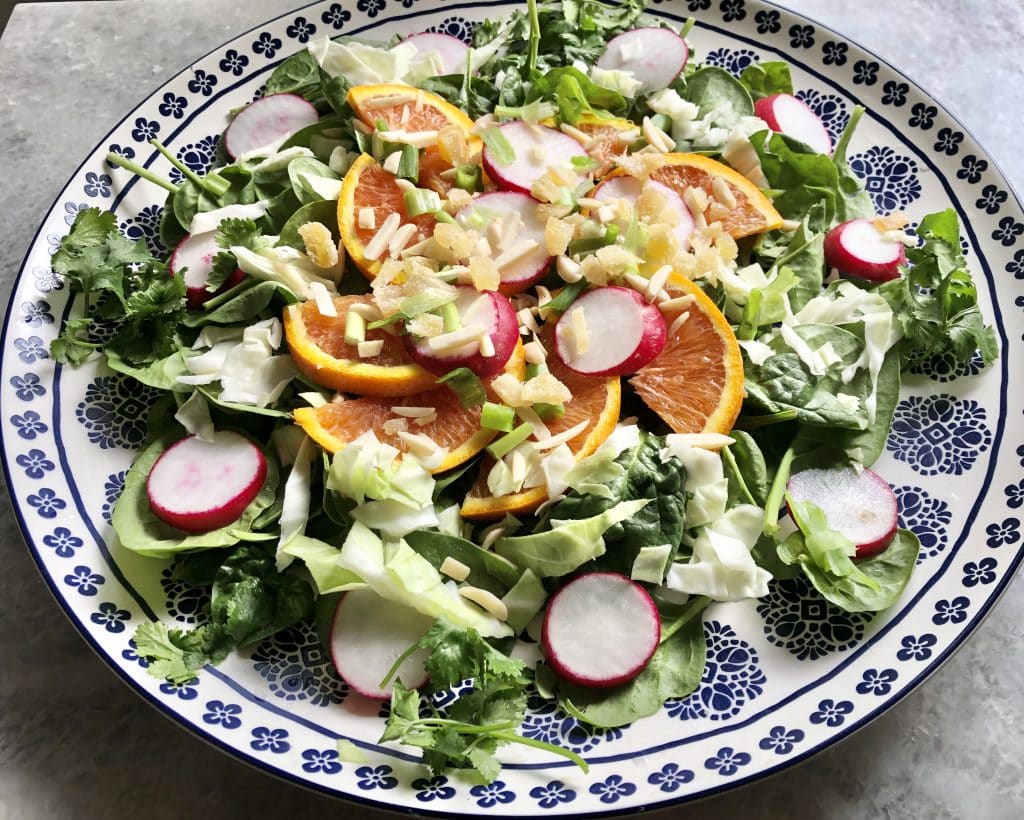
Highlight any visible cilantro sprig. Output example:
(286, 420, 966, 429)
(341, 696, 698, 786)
(50, 208, 185, 366)
(379, 619, 588, 782)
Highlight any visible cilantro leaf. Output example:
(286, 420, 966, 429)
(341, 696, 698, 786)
(133, 621, 233, 685)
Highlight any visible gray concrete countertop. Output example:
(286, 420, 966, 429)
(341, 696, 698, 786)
(1, 1, 1021, 818)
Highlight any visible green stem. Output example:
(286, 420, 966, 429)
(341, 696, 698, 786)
(659, 595, 710, 644)
(736, 289, 763, 341)
(105, 152, 178, 193)
(379, 641, 422, 690)
(762, 446, 795, 536)
(410, 718, 518, 735)
(150, 139, 230, 198)
(721, 445, 756, 506)
(492, 731, 589, 772)
(526, 0, 540, 75)
(736, 409, 798, 430)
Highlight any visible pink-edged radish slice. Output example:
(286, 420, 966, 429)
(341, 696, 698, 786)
(457, 191, 552, 294)
(329, 589, 432, 700)
(223, 93, 320, 159)
(754, 93, 832, 155)
(146, 431, 268, 533)
(169, 232, 247, 309)
(481, 121, 588, 196)
(404, 32, 470, 76)
(595, 27, 689, 94)
(554, 285, 667, 377)
(824, 218, 907, 282)
(787, 466, 898, 558)
(592, 175, 695, 252)
(405, 286, 519, 378)
(542, 572, 660, 688)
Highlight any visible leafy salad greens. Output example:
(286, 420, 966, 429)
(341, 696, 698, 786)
(50, 0, 995, 785)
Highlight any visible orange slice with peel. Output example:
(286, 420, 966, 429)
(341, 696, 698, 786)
(573, 114, 637, 177)
(348, 84, 475, 135)
(630, 276, 743, 435)
(649, 152, 783, 239)
(284, 294, 437, 397)
(461, 330, 621, 521)
(294, 342, 526, 474)
(338, 153, 440, 280)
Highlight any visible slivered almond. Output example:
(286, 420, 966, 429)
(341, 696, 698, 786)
(363, 212, 402, 260)
(532, 419, 589, 450)
(388, 223, 418, 257)
(516, 405, 550, 439)
(658, 293, 696, 315)
(382, 151, 402, 175)
(458, 586, 509, 621)
(426, 323, 487, 353)
(645, 265, 672, 302)
(556, 255, 583, 283)
(382, 417, 409, 435)
(668, 310, 691, 337)
(712, 176, 737, 208)
(523, 339, 546, 364)
(392, 406, 437, 418)
(440, 556, 471, 582)
(571, 306, 589, 357)
(357, 339, 384, 357)
(479, 335, 496, 358)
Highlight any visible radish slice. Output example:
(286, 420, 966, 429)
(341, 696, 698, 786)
(554, 285, 667, 376)
(481, 121, 588, 195)
(754, 93, 832, 156)
(595, 28, 689, 94)
(457, 191, 552, 293)
(169, 232, 246, 309)
(329, 589, 432, 700)
(146, 431, 268, 533)
(824, 218, 907, 282)
(223, 93, 320, 159)
(787, 466, 898, 557)
(542, 572, 660, 688)
(404, 32, 470, 76)
(592, 176, 695, 251)
(405, 287, 519, 378)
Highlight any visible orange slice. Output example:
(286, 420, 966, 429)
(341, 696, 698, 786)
(284, 294, 437, 397)
(630, 276, 743, 434)
(574, 114, 637, 178)
(348, 84, 475, 135)
(461, 331, 621, 521)
(649, 153, 783, 239)
(294, 343, 526, 474)
(338, 153, 438, 280)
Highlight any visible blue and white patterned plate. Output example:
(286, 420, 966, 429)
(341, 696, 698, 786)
(2, 0, 1020, 814)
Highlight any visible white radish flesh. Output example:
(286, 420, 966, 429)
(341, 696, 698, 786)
(405, 287, 519, 378)
(457, 191, 552, 292)
(146, 431, 267, 533)
(554, 285, 667, 376)
(330, 589, 432, 700)
(592, 176, 695, 251)
(754, 93, 832, 155)
(404, 32, 470, 76)
(223, 93, 320, 159)
(542, 572, 661, 688)
(787, 466, 898, 558)
(169, 232, 246, 309)
(824, 218, 906, 282)
(481, 121, 588, 195)
(595, 27, 689, 94)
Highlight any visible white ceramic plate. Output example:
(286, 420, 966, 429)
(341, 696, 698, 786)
(3, 0, 1021, 814)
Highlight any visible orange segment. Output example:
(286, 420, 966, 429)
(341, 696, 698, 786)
(649, 153, 783, 239)
(338, 154, 437, 280)
(461, 331, 621, 520)
(574, 115, 637, 178)
(294, 343, 526, 474)
(348, 84, 475, 134)
(630, 276, 743, 435)
(284, 294, 437, 397)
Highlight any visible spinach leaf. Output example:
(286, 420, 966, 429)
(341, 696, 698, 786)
(527, 66, 627, 122)
(104, 347, 194, 392)
(549, 596, 708, 728)
(112, 432, 280, 557)
(739, 61, 793, 99)
(278, 199, 340, 250)
(403, 530, 522, 596)
(679, 66, 754, 130)
(182, 280, 291, 328)
(765, 202, 827, 312)
(264, 50, 326, 101)
(287, 157, 341, 206)
(538, 432, 687, 574)
(724, 430, 769, 507)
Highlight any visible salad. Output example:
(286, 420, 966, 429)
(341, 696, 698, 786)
(50, 0, 996, 783)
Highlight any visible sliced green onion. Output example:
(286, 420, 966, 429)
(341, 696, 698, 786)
(571, 155, 599, 171)
(623, 217, 648, 256)
(567, 236, 607, 256)
(433, 209, 457, 225)
(736, 289, 763, 341)
(604, 224, 620, 245)
(441, 301, 462, 333)
(344, 310, 366, 345)
(403, 187, 442, 217)
(487, 422, 534, 459)
(648, 113, 673, 135)
(455, 163, 483, 192)
(532, 402, 565, 422)
(436, 367, 486, 408)
(542, 278, 588, 316)
(524, 362, 548, 381)
(480, 127, 515, 166)
(481, 402, 516, 432)
(395, 144, 419, 180)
